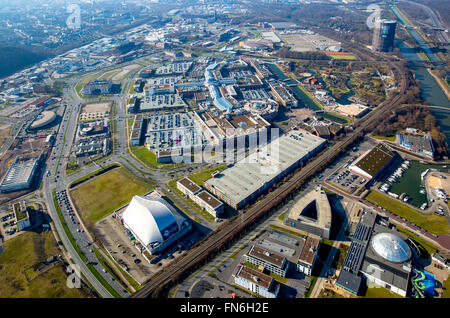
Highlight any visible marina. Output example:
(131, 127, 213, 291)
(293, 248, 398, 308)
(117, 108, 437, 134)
(383, 160, 449, 208)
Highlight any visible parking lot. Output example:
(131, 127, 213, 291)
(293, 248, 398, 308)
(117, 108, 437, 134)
(322, 138, 378, 193)
(326, 165, 368, 194)
(0, 209, 19, 240)
(145, 112, 209, 151)
(94, 207, 202, 285)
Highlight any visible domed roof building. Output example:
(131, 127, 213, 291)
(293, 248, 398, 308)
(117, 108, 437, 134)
(122, 193, 191, 254)
(370, 233, 411, 263)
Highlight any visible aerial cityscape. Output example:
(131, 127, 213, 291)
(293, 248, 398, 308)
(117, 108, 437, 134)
(0, 0, 449, 305)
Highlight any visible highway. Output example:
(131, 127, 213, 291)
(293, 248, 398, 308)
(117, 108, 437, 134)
(41, 81, 119, 298)
(400, 0, 449, 44)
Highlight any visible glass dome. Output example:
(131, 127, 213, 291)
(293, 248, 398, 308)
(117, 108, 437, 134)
(370, 232, 411, 263)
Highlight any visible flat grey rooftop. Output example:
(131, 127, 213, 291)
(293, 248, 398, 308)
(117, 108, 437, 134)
(204, 130, 325, 207)
(286, 185, 332, 230)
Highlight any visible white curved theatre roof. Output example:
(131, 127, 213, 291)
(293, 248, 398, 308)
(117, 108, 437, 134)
(122, 195, 179, 246)
(370, 232, 411, 263)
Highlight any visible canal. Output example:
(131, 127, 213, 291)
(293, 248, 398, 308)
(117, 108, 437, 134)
(267, 63, 349, 124)
(396, 40, 450, 140)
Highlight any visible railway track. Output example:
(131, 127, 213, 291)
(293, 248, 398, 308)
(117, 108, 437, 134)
(131, 56, 409, 298)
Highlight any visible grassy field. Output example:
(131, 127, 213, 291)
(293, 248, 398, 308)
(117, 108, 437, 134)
(373, 135, 396, 142)
(0, 124, 11, 148)
(362, 287, 404, 298)
(269, 225, 306, 238)
(395, 226, 438, 257)
(365, 191, 450, 235)
(443, 276, 450, 298)
(0, 231, 89, 298)
(70, 168, 151, 224)
(329, 54, 356, 60)
(188, 164, 227, 186)
(131, 146, 158, 168)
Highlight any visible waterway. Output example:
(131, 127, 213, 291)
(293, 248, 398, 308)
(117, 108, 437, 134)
(396, 40, 450, 140)
(386, 161, 448, 208)
(390, 5, 450, 140)
(267, 63, 348, 124)
(390, 5, 439, 63)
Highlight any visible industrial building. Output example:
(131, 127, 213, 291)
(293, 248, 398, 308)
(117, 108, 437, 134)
(139, 93, 188, 112)
(246, 245, 289, 277)
(269, 83, 298, 108)
(284, 185, 332, 239)
(297, 236, 321, 275)
(239, 39, 274, 51)
(234, 265, 280, 298)
(13, 202, 31, 230)
(397, 131, 434, 159)
(372, 19, 397, 52)
(29, 111, 57, 130)
(336, 210, 415, 297)
(177, 177, 224, 218)
(121, 193, 192, 255)
(0, 157, 39, 193)
(349, 143, 395, 180)
(254, 229, 320, 276)
(194, 110, 271, 147)
(82, 80, 114, 95)
(204, 129, 326, 209)
(29, 96, 55, 108)
(130, 115, 144, 146)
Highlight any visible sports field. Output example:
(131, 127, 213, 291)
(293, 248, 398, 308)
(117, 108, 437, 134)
(0, 231, 89, 298)
(70, 167, 151, 224)
(365, 191, 450, 234)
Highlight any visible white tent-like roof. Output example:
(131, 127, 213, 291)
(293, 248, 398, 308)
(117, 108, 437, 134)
(122, 195, 179, 247)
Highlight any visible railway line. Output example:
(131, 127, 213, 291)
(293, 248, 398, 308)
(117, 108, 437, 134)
(131, 55, 409, 298)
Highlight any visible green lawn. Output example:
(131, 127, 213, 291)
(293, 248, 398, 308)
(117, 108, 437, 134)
(131, 145, 168, 169)
(329, 54, 356, 60)
(269, 225, 306, 238)
(0, 231, 89, 298)
(373, 135, 396, 142)
(365, 191, 450, 234)
(70, 168, 151, 224)
(363, 287, 404, 298)
(188, 164, 227, 186)
(395, 226, 438, 257)
(443, 276, 450, 298)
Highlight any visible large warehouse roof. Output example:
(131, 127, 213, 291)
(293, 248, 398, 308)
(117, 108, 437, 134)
(0, 158, 38, 192)
(350, 143, 394, 178)
(204, 130, 325, 208)
(122, 195, 180, 247)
